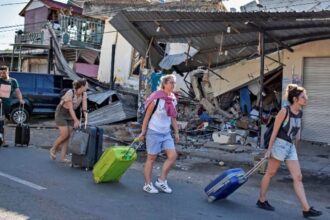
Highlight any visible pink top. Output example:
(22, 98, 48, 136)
(144, 90, 177, 118)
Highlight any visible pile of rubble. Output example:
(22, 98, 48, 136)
(176, 101, 260, 152)
(174, 68, 282, 152)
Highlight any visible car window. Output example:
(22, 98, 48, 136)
(10, 72, 35, 93)
(36, 75, 55, 93)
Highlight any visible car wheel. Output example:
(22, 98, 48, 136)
(10, 107, 30, 124)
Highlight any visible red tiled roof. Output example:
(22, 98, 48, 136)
(19, 0, 82, 16)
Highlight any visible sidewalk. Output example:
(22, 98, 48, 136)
(176, 140, 330, 176)
(4, 121, 330, 176)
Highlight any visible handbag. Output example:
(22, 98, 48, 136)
(69, 113, 89, 155)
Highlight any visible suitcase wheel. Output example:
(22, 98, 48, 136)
(208, 196, 215, 203)
(94, 178, 100, 184)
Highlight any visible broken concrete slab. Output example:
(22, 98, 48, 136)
(204, 141, 238, 152)
(233, 145, 253, 153)
(212, 131, 236, 144)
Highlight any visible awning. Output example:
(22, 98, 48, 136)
(110, 10, 330, 72)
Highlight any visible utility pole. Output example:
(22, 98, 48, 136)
(258, 31, 265, 147)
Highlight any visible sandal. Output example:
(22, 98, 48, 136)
(49, 149, 56, 160)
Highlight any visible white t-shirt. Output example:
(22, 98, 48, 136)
(148, 98, 177, 134)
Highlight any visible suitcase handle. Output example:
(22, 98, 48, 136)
(18, 103, 25, 125)
(244, 157, 267, 178)
(122, 138, 143, 160)
(79, 110, 88, 129)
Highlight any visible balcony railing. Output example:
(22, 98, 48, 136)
(14, 16, 104, 50)
(57, 15, 104, 49)
(15, 31, 44, 45)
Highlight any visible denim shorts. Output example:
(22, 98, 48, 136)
(271, 138, 298, 161)
(146, 129, 175, 155)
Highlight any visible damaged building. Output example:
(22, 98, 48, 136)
(110, 9, 330, 146)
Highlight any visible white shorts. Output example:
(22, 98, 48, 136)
(271, 138, 298, 161)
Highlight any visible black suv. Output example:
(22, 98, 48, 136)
(8, 72, 73, 124)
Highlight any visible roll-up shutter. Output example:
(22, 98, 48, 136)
(302, 57, 330, 144)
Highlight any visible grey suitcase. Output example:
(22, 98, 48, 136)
(71, 126, 103, 170)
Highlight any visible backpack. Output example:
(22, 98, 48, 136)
(59, 88, 73, 98)
(263, 106, 289, 149)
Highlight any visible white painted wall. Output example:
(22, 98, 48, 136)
(209, 39, 330, 103)
(30, 63, 48, 73)
(98, 19, 138, 90)
(280, 39, 330, 103)
(209, 52, 283, 97)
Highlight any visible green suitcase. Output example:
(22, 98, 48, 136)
(93, 145, 138, 183)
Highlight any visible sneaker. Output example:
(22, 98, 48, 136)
(143, 183, 159, 194)
(303, 207, 322, 218)
(155, 179, 172, 193)
(256, 200, 275, 211)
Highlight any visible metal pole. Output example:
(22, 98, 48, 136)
(110, 44, 116, 90)
(48, 37, 53, 74)
(10, 46, 15, 71)
(18, 46, 22, 72)
(110, 32, 118, 90)
(258, 32, 265, 147)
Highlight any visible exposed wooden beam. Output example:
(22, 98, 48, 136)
(200, 43, 256, 54)
(265, 55, 285, 66)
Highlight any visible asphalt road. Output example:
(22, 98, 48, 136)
(0, 146, 329, 220)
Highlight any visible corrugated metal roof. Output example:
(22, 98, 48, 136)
(241, 0, 330, 12)
(110, 10, 330, 71)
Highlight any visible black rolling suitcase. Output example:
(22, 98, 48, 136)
(71, 126, 103, 171)
(15, 104, 30, 147)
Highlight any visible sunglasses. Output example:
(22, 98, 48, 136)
(0, 67, 8, 71)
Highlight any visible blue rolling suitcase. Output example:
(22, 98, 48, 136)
(205, 158, 266, 202)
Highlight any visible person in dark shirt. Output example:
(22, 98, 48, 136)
(257, 84, 322, 218)
(0, 65, 24, 147)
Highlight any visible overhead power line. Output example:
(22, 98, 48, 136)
(0, 2, 28, 6)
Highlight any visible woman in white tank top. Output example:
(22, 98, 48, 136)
(138, 74, 179, 194)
